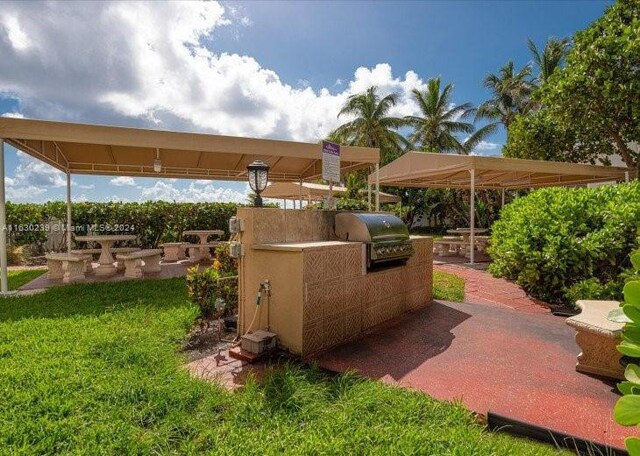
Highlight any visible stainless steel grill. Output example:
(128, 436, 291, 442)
(334, 212, 414, 269)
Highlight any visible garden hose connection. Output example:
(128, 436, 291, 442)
(243, 280, 270, 338)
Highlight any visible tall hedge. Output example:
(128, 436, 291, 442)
(6, 201, 238, 251)
(488, 182, 640, 305)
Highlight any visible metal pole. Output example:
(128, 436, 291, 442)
(0, 140, 8, 293)
(367, 183, 372, 211)
(501, 188, 506, 208)
(470, 169, 475, 264)
(66, 171, 72, 253)
(375, 163, 380, 211)
(625, 171, 630, 183)
(299, 178, 303, 208)
(329, 181, 333, 209)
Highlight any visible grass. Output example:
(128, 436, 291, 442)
(433, 271, 466, 302)
(0, 278, 562, 454)
(8, 269, 46, 290)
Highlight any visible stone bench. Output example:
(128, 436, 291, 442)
(160, 243, 188, 262)
(45, 253, 92, 283)
(433, 240, 466, 257)
(71, 247, 140, 272)
(566, 300, 624, 379)
(116, 249, 163, 278)
(185, 242, 225, 262)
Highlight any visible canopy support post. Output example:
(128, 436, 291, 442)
(299, 178, 303, 209)
(0, 140, 8, 294)
(470, 168, 475, 265)
(501, 188, 506, 208)
(625, 171, 630, 183)
(328, 181, 333, 210)
(375, 163, 380, 212)
(367, 183, 372, 211)
(66, 171, 72, 253)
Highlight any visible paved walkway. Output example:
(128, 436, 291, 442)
(434, 262, 551, 314)
(312, 300, 627, 451)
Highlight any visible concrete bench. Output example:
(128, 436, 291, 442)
(116, 249, 163, 278)
(185, 242, 225, 262)
(71, 247, 140, 272)
(160, 242, 188, 262)
(566, 300, 624, 379)
(433, 240, 466, 257)
(45, 253, 92, 283)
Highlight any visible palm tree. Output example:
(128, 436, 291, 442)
(405, 77, 494, 154)
(527, 37, 570, 84)
(476, 61, 534, 131)
(330, 86, 409, 165)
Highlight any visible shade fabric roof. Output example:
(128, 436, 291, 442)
(368, 152, 630, 189)
(0, 118, 379, 182)
(262, 181, 400, 203)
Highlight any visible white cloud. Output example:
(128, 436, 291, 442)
(1, 111, 24, 118)
(12, 151, 66, 188)
(110, 176, 136, 186)
(0, 1, 430, 143)
(139, 180, 247, 203)
(475, 141, 500, 151)
(104, 194, 129, 203)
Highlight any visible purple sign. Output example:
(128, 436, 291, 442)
(322, 140, 340, 156)
(322, 140, 340, 182)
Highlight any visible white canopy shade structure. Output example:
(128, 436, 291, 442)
(262, 181, 400, 208)
(0, 117, 380, 293)
(369, 152, 632, 263)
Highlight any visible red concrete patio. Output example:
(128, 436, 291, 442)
(311, 298, 629, 451)
(434, 261, 552, 314)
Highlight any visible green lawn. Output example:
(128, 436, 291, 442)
(433, 271, 466, 302)
(8, 269, 46, 290)
(0, 278, 561, 454)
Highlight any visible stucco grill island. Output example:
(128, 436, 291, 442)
(234, 208, 433, 358)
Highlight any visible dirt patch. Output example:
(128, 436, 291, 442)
(183, 318, 237, 362)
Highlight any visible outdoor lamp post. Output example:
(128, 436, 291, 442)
(247, 160, 269, 207)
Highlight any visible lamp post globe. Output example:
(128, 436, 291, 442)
(247, 160, 270, 207)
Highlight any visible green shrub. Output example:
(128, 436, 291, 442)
(564, 278, 623, 303)
(186, 266, 226, 319)
(488, 182, 640, 305)
(187, 244, 239, 318)
(614, 250, 640, 455)
(6, 201, 238, 251)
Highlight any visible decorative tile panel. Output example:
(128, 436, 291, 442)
(323, 279, 345, 318)
(323, 248, 344, 282)
(303, 321, 324, 354)
(304, 284, 324, 324)
(343, 245, 363, 278)
(303, 250, 325, 284)
(323, 316, 346, 346)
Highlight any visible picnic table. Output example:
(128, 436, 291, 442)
(444, 228, 490, 258)
(74, 234, 136, 277)
(182, 230, 225, 261)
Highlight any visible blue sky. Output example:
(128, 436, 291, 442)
(0, 0, 610, 203)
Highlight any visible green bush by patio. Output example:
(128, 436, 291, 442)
(5, 201, 238, 251)
(0, 278, 560, 454)
(488, 181, 640, 306)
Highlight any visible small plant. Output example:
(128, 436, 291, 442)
(613, 249, 640, 455)
(213, 242, 237, 275)
(186, 266, 226, 319)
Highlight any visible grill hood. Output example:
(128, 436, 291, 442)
(335, 212, 413, 269)
(334, 212, 409, 243)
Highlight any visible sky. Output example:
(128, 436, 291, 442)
(0, 0, 611, 203)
